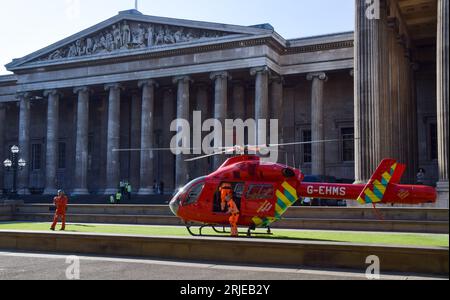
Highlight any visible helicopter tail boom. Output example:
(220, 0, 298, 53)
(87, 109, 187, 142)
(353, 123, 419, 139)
(298, 159, 436, 205)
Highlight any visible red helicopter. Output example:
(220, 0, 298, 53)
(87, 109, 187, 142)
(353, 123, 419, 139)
(168, 149, 437, 237)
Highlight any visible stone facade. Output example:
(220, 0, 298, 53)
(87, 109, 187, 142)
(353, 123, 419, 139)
(0, 5, 447, 207)
(353, 0, 448, 207)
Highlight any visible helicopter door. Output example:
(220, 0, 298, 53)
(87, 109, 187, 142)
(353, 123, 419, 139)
(213, 182, 244, 213)
(242, 183, 276, 217)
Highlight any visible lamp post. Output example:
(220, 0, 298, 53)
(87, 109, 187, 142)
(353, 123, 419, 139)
(3, 145, 27, 197)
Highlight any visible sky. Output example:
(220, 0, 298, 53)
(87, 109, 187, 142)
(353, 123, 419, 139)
(0, 0, 355, 75)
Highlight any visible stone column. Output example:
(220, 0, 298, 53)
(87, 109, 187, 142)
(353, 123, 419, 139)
(43, 90, 60, 195)
(354, 0, 382, 183)
(307, 72, 328, 176)
(251, 67, 270, 147)
(436, 0, 449, 207)
(410, 64, 419, 185)
(138, 79, 158, 195)
(210, 71, 230, 169)
(72, 86, 90, 195)
(195, 83, 211, 176)
(104, 83, 122, 195)
(0, 104, 5, 194)
(271, 75, 284, 145)
(129, 91, 141, 192)
(232, 80, 246, 120)
(17, 93, 30, 195)
(173, 76, 191, 188)
(162, 88, 176, 192)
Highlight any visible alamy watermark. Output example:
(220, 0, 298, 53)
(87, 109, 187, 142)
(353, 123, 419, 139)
(365, 255, 381, 280)
(365, 0, 380, 20)
(170, 111, 279, 163)
(65, 255, 80, 280)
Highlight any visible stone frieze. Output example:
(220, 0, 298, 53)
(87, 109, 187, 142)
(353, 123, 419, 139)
(40, 20, 232, 61)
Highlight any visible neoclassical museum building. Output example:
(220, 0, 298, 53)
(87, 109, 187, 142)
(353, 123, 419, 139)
(0, 0, 448, 207)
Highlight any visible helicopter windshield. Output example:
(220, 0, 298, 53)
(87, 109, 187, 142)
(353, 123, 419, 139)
(185, 182, 205, 205)
(174, 177, 206, 204)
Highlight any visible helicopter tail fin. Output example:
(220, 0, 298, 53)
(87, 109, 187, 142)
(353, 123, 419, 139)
(357, 159, 406, 205)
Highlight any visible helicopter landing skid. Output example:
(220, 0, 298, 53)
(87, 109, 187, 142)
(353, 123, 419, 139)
(185, 224, 235, 237)
(185, 224, 273, 238)
(212, 226, 230, 235)
(186, 225, 211, 237)
(247, 226, 273, 237)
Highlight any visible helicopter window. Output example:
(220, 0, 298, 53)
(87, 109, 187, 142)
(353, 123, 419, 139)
(234, 184, 245, 199)
(185, 183, 205, 205)
(246, 184, 274, 201)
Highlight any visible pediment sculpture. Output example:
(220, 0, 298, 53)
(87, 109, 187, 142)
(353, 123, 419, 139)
(42, 20, 232, 61)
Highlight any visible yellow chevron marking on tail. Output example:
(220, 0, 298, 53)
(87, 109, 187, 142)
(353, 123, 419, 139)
(282, 182, 297, 199)
(382, 172, 392, 183)
(364, 188, 381, 203)
(276, 190, 291, 208)
(391, 163, 398, 172)
(373, 180, 386, 194)
(357, 196, 365, 205)
(275, 204, 284, 216)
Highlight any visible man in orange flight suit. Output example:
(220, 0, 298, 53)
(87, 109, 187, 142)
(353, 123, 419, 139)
(219, 183, 239, 237)
(226, 195, 240, 237)
(50, 190, 68, 231)
(219, 183, 233, 212)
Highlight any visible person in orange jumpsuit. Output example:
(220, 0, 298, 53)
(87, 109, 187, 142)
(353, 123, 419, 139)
(50, 190, 68, 231)
(226, 196, 240, 237)
(219, 183, 233, 211)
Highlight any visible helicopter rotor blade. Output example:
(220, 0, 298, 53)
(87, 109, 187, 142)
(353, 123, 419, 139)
(266, 138, 359, 148)
(212, 138, 359, 152)
(113, 138, 360, 159)
(184, 149, 232, 162)
(112, 147, 202, 153)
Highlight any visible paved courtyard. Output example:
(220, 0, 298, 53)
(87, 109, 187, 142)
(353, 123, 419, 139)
(0, 251, 444, 281)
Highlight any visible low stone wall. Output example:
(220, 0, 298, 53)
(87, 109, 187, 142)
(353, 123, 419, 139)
(0, 230, 447, 276)
(0, 203, 14, 221)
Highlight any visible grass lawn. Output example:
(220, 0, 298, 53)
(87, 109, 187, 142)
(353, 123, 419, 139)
(0, 222, 448, 248)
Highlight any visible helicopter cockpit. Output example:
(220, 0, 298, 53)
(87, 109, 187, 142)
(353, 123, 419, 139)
(169, 177, 206, 216)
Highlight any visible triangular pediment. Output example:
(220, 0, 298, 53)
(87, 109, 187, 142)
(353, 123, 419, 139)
(7, 10, 275, 70)
(39, 19, 244, 62)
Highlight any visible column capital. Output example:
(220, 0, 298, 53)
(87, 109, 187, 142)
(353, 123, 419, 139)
(172, 75, 192, 85)
(43, 89, 62, 98)
(104, 83, 123, 92)
(210, 71, 231, 81)
(306, 72, 328, 82)
(15, 92, 31, 100)
(250, 66, 270, 76)
(73, 86, 91, 95)
(270, 74, 284, 85)
(138, 79, 159, 89)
